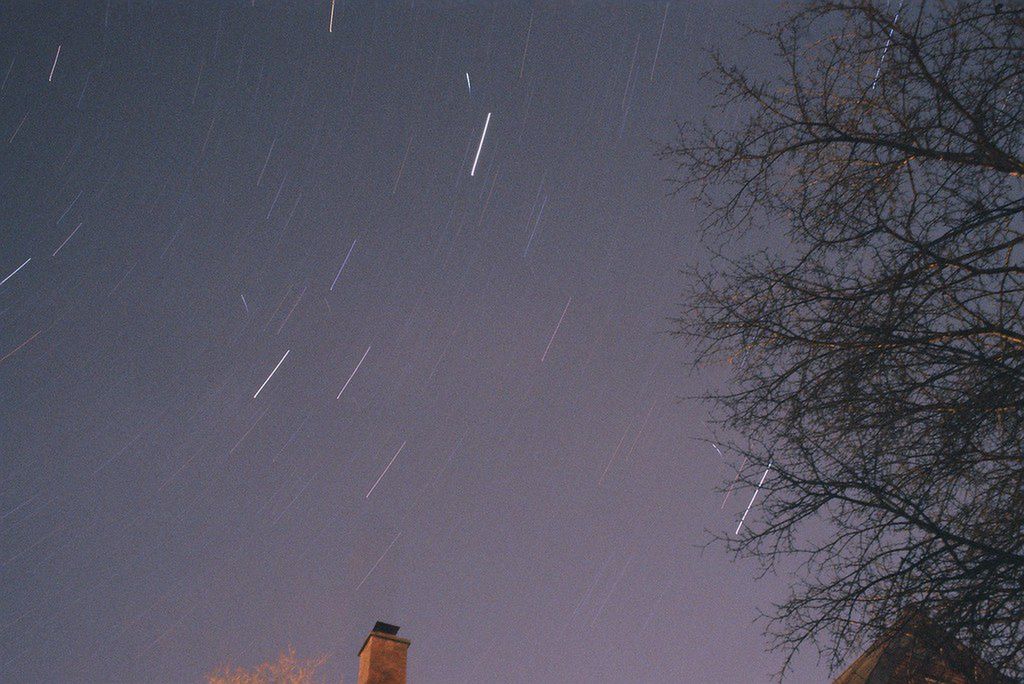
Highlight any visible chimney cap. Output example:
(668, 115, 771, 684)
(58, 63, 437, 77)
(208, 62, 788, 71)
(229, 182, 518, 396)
(358, 621, 410, 658)
(372, 621, 400, 636)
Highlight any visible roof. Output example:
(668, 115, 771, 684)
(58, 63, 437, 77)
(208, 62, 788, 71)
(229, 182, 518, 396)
(832, 611, 1015, 684)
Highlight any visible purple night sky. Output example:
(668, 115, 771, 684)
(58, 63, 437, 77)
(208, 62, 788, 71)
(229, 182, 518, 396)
(1, 2, 829, 682)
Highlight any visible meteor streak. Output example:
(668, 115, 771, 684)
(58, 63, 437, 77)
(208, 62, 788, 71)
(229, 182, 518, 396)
(0, 258, 30, 289)
(253, 349, 289, 399)
(355, 532, 401, 590)
(366, 441, 406, 498)
(870, 2, 903, 90)
(337, 344, 371, 398)
(470, 112, 491, 177)
(52, 223, 82, 256)
(48, 45, 61, 82)
(650, 3, 668, 81)
(541, 296, 571, 362)
(735, 461, 772, 535)
(330, 239, 357, 290)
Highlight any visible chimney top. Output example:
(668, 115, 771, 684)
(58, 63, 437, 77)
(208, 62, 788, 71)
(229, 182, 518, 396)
(358, 621, 410, 684)
(372, 621, 400, 636)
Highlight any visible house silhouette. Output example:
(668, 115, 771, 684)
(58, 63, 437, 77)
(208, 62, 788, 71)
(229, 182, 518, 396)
(833, 610, 1015, 684)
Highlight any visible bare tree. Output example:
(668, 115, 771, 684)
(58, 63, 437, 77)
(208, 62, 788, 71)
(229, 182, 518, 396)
(664, 1, 1024, 679)
(207, 647, 331, 684)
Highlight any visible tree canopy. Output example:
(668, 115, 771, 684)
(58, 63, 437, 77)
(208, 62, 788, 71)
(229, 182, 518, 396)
(665, 1, 1024, 679)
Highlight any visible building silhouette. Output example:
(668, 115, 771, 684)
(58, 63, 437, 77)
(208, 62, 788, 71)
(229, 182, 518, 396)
(833, 610, 1015, 684)
(350, 612, 1018, 683)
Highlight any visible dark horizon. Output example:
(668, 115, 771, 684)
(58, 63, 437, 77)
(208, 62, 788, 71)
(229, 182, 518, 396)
(0, 2, 828, 682)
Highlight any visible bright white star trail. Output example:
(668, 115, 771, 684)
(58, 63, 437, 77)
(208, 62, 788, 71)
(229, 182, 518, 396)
(735, 461, 772, 536)
(48, 45, 60, 82)
(337, 344, 371, 398)
(541, 296, 571, 362)
(470, 111, 491, 177)
(0, 4, 848, 681)
(0, 258, 31, 289)
(330, 238, 357, 290)
(365, 440, 407, 498)
(253, 349, 290, 399)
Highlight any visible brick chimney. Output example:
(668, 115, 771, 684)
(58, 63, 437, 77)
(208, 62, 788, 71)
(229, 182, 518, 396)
(357, 621, 410, 684)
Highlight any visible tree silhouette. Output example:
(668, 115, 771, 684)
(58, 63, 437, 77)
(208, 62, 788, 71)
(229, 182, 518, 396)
(207, 647, 331, 684)
(664, 1, 1024, 679)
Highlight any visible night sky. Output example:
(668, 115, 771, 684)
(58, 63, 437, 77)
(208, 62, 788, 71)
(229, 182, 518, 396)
(1, 2, 830, 682)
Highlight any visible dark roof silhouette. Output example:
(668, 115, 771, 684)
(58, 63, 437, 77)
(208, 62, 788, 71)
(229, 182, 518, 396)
(833, 610, 1016, 684)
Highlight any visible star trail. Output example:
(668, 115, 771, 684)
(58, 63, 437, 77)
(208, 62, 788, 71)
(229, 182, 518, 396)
(0, 2, 826, 682)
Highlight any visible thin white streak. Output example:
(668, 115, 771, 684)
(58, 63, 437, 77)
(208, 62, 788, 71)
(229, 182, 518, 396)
(48, 45, 61, 82)
(365, 440, 406, 498)
(599, 417, 634, 485)
(623, 401, 656, 463)
(621, 31, 640, 112)
(270, 477, 313, 526)
(337, 344, 371, 398)
(355, 532, 401, 590)
(8, 113, 27, 143)
(229, 408, 269, 455)
(870, 2, 903, 91)
(589, 552, 634, 628)
(275, 283, 306, 334)
(56, 190, 82, 225)
(522, 195, 547, 257)
(721, 452, 749, 510)
(470, 112, 491, 177)
(265, 173, 287, 220)
(391, 135, 413, 195)
(519, 9, 534, 79)
(569, 555, 611, 622)
(650, 3, 668, 81)
(329, 0, 336, 32)
(330, 239, 357, 290)
(541, 296, 571, 362)
(0, 258, 31, 288)
(256, 136, 277, 187)
(735, 461, 772, 535)
(1, 492, 39, 521)
(52, 223, 82, 256)
(466, 72, 471, 92)
(253, 349, 289, 399)
(1, 58, 13, 93)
